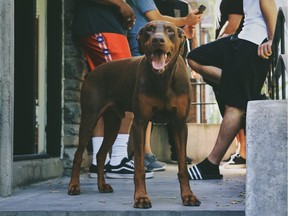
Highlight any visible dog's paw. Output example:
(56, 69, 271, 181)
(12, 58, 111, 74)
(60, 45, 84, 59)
(182, 194, 201, 206)
(134, 196, 152, 209)
(68, 185, 81, 195)
(98, 183, 113, 193)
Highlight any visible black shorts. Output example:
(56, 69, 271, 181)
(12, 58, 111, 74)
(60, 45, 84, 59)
(187, 35, 272, 111)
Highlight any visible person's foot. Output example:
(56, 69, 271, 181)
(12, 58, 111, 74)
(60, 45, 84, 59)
(170, 154, 192, 164)
(188, 158, 223, 180)
(144, 153, 166, 171)
(105, 157, 154, 179)
(223, 154, 246, 169)
(222, 152, 238, 162)
(89, 163, 110, 178)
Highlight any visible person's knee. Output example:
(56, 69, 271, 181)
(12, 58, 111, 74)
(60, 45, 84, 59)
(188, 59, 206, 77)
(124, 112, 134, 122)
(187, 59, 199, 71)
(225, 105, 246, 119)
(92, 117, 104, 136)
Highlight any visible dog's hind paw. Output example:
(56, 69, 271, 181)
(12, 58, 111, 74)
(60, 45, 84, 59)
(98, 183, 113, 193)
(182, 194, 201, 206)
(134, 196, 152, 209)
(68, 185, 81, 195)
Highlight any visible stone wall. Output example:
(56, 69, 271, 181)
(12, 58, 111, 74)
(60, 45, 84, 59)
(63, 0, 89, 175)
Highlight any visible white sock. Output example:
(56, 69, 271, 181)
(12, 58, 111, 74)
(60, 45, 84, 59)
(109, 134, 129, 166)
(91, 137, 110, 166)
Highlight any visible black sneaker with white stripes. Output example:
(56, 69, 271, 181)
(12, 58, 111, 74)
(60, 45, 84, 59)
(188, 158, 223, 180)
(105, 157, 154, 179)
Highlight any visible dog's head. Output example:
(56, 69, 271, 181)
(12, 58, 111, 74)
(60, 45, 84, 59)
(137, 20, 186, 74)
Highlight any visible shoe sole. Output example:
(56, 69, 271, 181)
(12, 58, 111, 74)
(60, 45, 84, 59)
(145, 162, 166, 171)
(223, 164, 246, 169)
(152, 167, 166, 171)
(169, 160, 178, 164)
(169, 160, 192, 165)
(106, 172, 154, 179)
(147, 164, 166, 172)
(89, 173, 97, 178)
(189, 174, 223, 180)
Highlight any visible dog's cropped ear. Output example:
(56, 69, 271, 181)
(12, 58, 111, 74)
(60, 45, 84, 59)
(178, 27, 187, 57)
(136, 27, 145, 55)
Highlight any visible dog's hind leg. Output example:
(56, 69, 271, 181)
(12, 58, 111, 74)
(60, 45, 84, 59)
(97, 107, 122, 193)
(68, 111, 97, 195)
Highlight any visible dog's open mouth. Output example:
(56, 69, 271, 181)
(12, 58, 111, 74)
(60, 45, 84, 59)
(151, 50, 171, 72)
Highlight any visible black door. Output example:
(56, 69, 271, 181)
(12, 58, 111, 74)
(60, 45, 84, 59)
(14, 0, 36, 155)
(14, 0, 62, 158)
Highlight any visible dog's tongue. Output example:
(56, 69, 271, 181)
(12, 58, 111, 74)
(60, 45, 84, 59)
(151, 51, 167, 70)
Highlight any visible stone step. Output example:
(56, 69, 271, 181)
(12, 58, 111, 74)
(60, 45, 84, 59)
(0, 164, 245, 216)
(246, 100, 288, 216)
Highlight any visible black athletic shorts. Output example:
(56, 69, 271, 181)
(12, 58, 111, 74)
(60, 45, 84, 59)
(187, 35, 272, 112)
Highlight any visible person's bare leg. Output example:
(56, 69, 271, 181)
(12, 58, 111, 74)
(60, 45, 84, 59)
(144, 122, 153, 154)
(117, 112, 134, 134)
(238, 128, 246, 159)
(143, 121, 166, 171)
(187, 60, 246, 179)
(92, 111, 134, 136)
(188, 59, 222, 85)
(208, 105, 245, 165)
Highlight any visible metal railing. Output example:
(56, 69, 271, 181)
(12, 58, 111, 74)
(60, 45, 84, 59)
(267, 7, 287, 99)
(190, 80, 218, 124)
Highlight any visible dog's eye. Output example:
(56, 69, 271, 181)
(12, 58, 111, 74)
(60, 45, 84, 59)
(145, 26, 154, 33)
(167, 27, 175, 34)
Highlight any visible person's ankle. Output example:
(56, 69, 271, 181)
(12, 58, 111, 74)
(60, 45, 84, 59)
(207, 157, 220, 166)
(197, 158, 220, 174)
(239, 154, 246, 159)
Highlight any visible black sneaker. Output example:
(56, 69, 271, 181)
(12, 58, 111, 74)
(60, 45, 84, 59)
(188, 164, 223, 180)
(105, 157, 154, 179)
(222, 153, 237, 162)
(223, 154, 246, 169)
(89, 163, 110, 178)
(170, 155, 192, 164)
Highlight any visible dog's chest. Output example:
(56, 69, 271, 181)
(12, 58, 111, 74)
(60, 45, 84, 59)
(137, 93, 189, 123)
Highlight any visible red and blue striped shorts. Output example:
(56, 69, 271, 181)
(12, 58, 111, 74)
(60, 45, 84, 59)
(79, 33, 131, 71)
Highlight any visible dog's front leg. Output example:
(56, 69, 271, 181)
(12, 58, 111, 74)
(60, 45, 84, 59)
(132, 121, 152, 209)
(173, 121, 201, 206)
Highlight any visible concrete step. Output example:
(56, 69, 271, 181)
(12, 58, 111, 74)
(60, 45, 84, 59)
(0, 164, 245, 216)
(246, 100, 288, 216)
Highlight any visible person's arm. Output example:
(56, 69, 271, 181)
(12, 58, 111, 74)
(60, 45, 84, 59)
(218, 14, 243, 38)
(258, 0, 277, 59)
(145, 9, 202, 27)
(88, 0, 136, 29)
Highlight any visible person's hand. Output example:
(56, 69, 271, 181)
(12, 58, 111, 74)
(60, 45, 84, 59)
(258, 39, 273, 59)
(118, 2, 136, 30)
(185, 10, 203, 26)
(183, 25, 195, 39)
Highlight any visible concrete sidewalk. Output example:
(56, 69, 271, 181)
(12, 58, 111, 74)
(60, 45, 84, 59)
(0, 164, 245, 216)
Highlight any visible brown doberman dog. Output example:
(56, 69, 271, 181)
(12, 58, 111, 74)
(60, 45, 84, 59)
(68, 20, 201, 208)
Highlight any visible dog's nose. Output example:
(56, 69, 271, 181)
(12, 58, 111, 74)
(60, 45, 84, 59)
(152, 35, 165, 45)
